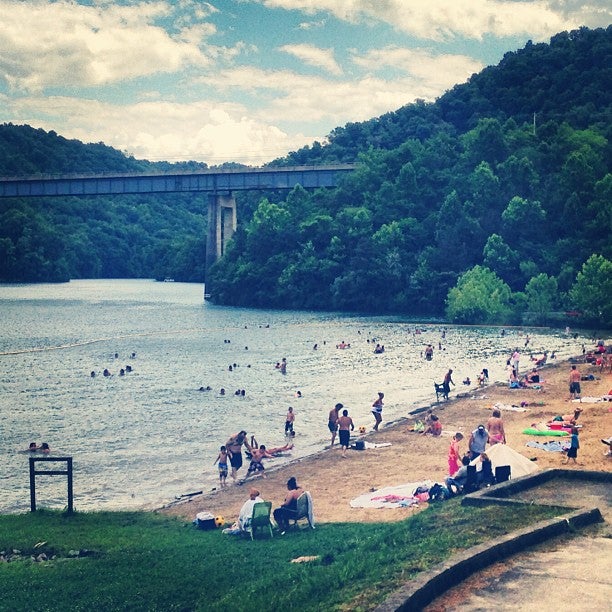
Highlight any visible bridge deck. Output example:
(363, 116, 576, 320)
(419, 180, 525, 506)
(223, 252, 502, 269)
(0, 164, 355, 197)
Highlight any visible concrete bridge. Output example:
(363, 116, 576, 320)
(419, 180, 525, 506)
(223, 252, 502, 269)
(0, 164, 355, 271)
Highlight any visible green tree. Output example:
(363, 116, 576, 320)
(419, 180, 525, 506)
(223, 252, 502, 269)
(482, 234, 522, 288)
(446, 265, 513, 324)
(568, 254, 612, 326)
(525, 273, 558, 324)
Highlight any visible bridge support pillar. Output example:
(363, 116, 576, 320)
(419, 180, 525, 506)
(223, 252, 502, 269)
(206, 192, 237, 274)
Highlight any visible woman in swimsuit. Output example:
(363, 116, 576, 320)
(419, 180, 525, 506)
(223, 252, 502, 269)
(486, 409, 506, 444)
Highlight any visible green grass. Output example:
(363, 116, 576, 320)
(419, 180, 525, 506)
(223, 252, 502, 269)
(0, 501, 568, 611)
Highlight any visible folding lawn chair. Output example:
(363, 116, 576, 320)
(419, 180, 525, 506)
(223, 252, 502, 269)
(290, 492, 315, 530)
(248, 501, 273, 540)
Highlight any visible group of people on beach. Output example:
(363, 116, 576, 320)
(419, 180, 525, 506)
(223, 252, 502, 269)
(444, 412, 507, 493)
(214, 420, 296, 488)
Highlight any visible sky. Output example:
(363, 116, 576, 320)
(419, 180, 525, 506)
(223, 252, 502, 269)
(0, 1, 610, 167)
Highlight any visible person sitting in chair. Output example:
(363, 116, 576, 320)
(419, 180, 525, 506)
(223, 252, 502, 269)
(222, 488, 263, 535)
(273, 476, 303, 534)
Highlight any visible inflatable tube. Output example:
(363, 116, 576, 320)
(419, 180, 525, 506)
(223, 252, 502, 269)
(522, 428, 569, 437)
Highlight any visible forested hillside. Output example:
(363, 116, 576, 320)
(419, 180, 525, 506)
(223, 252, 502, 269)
(0, 125, 211, 283)
(209, 26, 612, 326)
(0, 26, 610, 326)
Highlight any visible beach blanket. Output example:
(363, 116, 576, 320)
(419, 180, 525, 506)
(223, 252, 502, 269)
(350, 481, 434, 509)
(526, 440, 569, 452)
(492, 402, 528, 412)
(571, 397, 604, 403)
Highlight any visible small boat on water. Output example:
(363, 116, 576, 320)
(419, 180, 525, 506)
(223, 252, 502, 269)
(163, 277, 175, 282)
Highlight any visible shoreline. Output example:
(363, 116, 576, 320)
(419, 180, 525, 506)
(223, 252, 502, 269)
(160, 356, 612, 524)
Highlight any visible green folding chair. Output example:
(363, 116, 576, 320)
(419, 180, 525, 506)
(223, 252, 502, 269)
(249, 501, 273, 540)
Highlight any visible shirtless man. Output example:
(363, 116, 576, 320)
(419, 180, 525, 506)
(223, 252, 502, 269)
(443, 369, 455, 396)
(245, 445, 271, 479)
(273, 477, 304, 534)
(226, 430, 252, 481)
(328, 403, 342, 446)
(336, 409, 355, 458)
(285, 406, 295, 435)
(569, 365, 581, 400)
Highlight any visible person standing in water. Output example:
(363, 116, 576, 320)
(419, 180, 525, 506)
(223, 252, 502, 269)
(443, 369, 455, 397)
(285, 406, 295, 435)
(225, 430, 252, 482)
(337, 409, 355, 458)
(328, 403, 342, 446)
(213, 445, 229, 488)
(372, 392, 384, 431)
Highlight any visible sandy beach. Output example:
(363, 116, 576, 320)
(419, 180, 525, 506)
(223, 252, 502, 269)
(160, 357, 612, 525)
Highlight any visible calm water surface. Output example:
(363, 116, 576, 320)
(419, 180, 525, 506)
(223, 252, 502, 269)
(0, 279, 589, 513)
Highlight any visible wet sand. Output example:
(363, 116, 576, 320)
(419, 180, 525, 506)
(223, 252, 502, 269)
(160, 358, 612, 524)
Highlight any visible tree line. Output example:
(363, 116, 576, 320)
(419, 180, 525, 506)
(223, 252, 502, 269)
(209, 27, 611, 327)
(0, 27, 610, 327)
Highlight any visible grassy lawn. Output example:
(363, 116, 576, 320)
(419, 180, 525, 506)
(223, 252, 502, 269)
(0, 500, 567, 611)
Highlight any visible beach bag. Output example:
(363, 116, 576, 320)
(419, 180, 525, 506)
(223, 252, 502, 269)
(428, 483, 448, 502)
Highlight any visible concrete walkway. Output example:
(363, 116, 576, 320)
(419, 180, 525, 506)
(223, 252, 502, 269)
(425, 535, 612, 611)
(424, 481, 611, 612)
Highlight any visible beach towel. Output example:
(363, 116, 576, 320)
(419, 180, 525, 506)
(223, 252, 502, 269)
(363, 442, 392, 449)
(350, 481, 434, 508)
(522, 427, 569, 437)
(304, 490, 315, 527)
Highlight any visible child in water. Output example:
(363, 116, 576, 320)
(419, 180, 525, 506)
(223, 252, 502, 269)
(214, 445, 229, 488)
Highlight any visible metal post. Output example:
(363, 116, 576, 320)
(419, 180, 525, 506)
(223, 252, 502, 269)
(28, 456, 74, 513)
(29, 457, 37, 512)
(66, 457, 73, 513)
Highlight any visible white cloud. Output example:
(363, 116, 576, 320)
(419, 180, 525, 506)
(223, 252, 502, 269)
(194, 46, 480, 126)
(3, 95, 315, 165)
(261, 0, 602, 41)
(352, 47, 483, 91)
(1, 0, 608, 166)
(0, 1, 222, 92)
(297, 18, 327, 30)
(279, 43, 343, 75)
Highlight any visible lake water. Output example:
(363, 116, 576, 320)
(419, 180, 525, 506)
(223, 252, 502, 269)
(0, 279, 589, 513)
